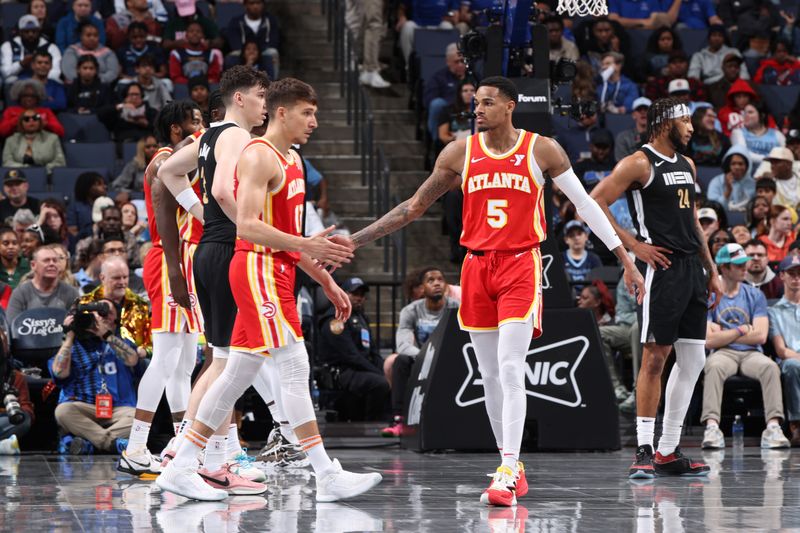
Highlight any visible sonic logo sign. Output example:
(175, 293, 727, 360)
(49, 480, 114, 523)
(455, 335, 589, 408)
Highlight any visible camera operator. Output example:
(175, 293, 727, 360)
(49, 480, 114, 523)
(0, 327, 34, 454)
(49, 296, 145, 454)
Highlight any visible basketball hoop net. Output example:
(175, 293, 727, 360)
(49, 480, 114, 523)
(556, 0, 608, 17)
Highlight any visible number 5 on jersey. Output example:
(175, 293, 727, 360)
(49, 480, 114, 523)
(487, 199, 508, 228)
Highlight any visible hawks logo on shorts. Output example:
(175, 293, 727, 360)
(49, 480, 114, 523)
(261, 301, 277, 319)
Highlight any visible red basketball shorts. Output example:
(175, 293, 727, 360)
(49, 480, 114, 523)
(144, 243, 203, 334)
(229, 250, 303, 355)
(180, 241, 203, 333)
(457, 247, 543, 337)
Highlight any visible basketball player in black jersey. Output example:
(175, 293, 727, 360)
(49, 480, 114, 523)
(592, 97, 723, 478)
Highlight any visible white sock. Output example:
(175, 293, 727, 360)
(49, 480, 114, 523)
(299, 435, 334, 475)
(637, 417, 656, 449)
(171, 418, 192, 453)
(281, 422, 298, 444)
(172, 422, 181, 436)
(768, 420, 781, 429)
(656, 419, 682, 457)
(706, 419, 719, 429)
(498, 447, 503, 463)
(226, 423, 243, 458)
(203, 435, 227, 472)
(501, 453, 517, 471)
(173, 428, 206, 468)
(126, 420, 151, 453)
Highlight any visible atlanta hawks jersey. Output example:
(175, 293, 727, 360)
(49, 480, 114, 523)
(143, 146, 173, 247)
(233, 139, 306, 261)
(460, 130, 547, 251)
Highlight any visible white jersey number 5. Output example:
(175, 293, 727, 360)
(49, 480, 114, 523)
(487, 199, 508, 229)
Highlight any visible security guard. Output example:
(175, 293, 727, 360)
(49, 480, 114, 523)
(318, 277, 389, 421)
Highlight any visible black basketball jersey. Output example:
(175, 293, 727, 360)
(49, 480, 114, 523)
(626, 144, 702, 255)
(198, 122, 237, 245)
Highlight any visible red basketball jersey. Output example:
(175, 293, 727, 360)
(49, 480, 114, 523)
(143, 146, 173, 247)
(177, 169, 204, 244)
(460, 130, 547, 251)
(233, 139, 305, 261)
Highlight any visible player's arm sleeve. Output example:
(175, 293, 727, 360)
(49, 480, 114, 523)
(396, 305, 420, 357)
(553, 168, 623, 252)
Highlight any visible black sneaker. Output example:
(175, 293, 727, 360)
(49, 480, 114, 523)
(653, 447, 710, 477)
(629, 445, 655, 479)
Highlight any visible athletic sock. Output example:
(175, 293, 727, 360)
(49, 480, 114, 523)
(126, 420, 150, 453)
(171, 419, 192, 452)
(226, 423, 244, 458)
(203, 435, 227, 472)
(656, 419, 682, 457)
(637, 417, 656, 449)
(281, 422, 298, 444)
(497, 447, 503, 463)
(501, 453, 517, 472)
(173, 428, 207, 468)
(706, 419, 719, 429)
(299, 434, 333, 475)
(767, 420, 781, 430)
(173, 422, 181, 436)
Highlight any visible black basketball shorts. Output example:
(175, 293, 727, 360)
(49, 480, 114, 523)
(192, 241, 236, 347)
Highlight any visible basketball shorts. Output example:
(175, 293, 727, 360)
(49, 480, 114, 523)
(180, 241, 203, 333)
(457, 248, 543, 337)
(636, 253, 707, 346)
(193, 241, 237, 347)
(229, 250, 303, 354)
(144, 245, 201, 333)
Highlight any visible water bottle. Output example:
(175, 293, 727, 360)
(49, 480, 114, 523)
(732, 415, 744, 452)
(311, 379, 321, 412)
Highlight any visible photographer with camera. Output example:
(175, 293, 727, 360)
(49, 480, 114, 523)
(49, 294, 145, 455)
(0, 326, 34, 455)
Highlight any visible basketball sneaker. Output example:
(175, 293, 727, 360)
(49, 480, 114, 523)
(761, 425, 791, 449)
(480, 465, 521, 506)
(0, 435, 20, 455)
(381, 416, 405, 438)
(628, 445, 655, 479)
(156, 462, 228, 501)
(701, 425, 725, 449)
(653, 448, 710, 476)
(315, 459, 383, 502)
(255, 425, 309, 468)
(117, 448, 163, 477)
(198, 464, 268, 495)
(515, 461, 529, 498)
(229, 452, 267, 482)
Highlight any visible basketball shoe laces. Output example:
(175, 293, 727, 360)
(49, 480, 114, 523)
(487, 466, 517, 492)
(233, 449, 255, 469)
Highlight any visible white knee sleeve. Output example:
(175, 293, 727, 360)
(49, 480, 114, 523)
(136, 332, 185, 412)
(658, 339, 706, 455)
(165, 332, 199, 413)
(213, 346, 230, 359)
(195, 350, 264, 432)
(497, 318, 534, 458)
(272, 341, 316, 427)
(470, 329, 503, 449)
(252, 364, 274, 405)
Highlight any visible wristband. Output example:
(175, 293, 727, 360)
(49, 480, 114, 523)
(175, 188, 201, 213)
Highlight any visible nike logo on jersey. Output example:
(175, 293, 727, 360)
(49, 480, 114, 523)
(654, 161, 664, 167)
(471, 157, 487, 163)
(198, 473, 231, 487)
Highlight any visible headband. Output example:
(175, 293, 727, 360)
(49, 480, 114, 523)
(654, 104, 690, 123)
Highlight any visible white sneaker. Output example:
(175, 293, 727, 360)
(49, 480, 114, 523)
(359, 70, 391, 89)
(118, 448, 162, 476)
(160, 437, 176, 461)
(702, 425, 725, 449)
(761, 425, 791, 449)
(0, 435, 20, 455)
(156, 462, 228, 501)
(315, 459, 382, 502)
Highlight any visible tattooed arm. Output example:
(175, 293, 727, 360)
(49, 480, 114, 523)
(106, 334, 140, 367)
(51, 331, 75, 379)
(351, 139, 465, 249)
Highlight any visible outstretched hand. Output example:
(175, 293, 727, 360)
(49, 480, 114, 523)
(303, 226, 354, 269)
(323, 282, 352, 322)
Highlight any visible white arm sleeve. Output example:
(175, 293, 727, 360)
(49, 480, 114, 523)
(553, 168, 623, 252)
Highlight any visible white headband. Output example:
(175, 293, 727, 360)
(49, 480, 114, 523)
(655, 104, 691, 123)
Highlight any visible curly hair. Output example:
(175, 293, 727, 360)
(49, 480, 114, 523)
(646, 96, 688, 143)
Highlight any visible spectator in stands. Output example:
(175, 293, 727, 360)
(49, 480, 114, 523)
(66, 55, 113, 114)
(701, 243, 789, 449)
(76, 204, 141, 270)
(120, 55, 171, 112)
(563, 220, 602, 292)
(117, 22, 168, 79)
(100, 82, 157, 142)
(7, 245, 80, 323)
(169, 21, 223, 84)
(769, 254, 800, 446)
(11, 210, 36, 243)
(188, 76, 210, 117)
(39, 201, 77, 254)
(614, 96, 650, 161)
(0, 227, 28, 290)
(608, 0, 681, 30)
(437, 78, 476, 145)
(61, 22, 121, 85)
(318, 278, 390, 421)
(602, 278, 640, 411)
(578, 17, 628, 74)
(698, 206, 720, 240)
(717, 0, 780, 49)
(756, 176, 777, 205)
(67, 172, 106, 239)
(0, 362, 34, 454)
(706, 53, 750, 110)
(2, 109, 66, 172)
(754, 39, 800, 86)
(748, 194, 771, 237)
(546, 14, 579, 63)
(345, 0, 389, 87)
(50, 295, 143, 455)
(382, 268, 458, 436)
(732, 224, 752, 245)
(396, 0, 458, 65)
(572, 58, 597, 102)
(687, 107, 729, 167)
(0, 80, 64, 139)
(21, 51, 66, 112)
(0, 14, 62, 85)
(120, 202, 146, 243)
(20, 224, 45, 261)
(786, 129, 800, 166)
(689, 26, 747, 86)
(760, 205, 797, 262)
(707, 146, 755, 212)
(666, 78, 707, 113)
(162, 0, 223, 51)
(708, 228, 735, 258)
(577, 280, 615, 326)
(554, 105, 599, 162)
(645, 50, 705, 102)
(112, 135, 158, 193)
(677, 0, 722, 29)
(28, 0, 56, 43)
(731, 103, 786, 167)
(238, 40, 273, 78)
(574, 128, 615, 188)
(55, 0, 107, 52)
(744, 238, 784, 299)
(424, 43, 467, 141)
(718, 78, 775, 137)
(105, 0, 162, 50)
(642, 26, 683, 79)
(596, 51, 638, 114)
(759, 147, 800, 211)
(224, 0, 281, 80)
(0, 170, 40, 224)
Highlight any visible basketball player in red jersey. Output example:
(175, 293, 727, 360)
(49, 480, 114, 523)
(348, 76, 645, 506)
(118, 101, 204, 477)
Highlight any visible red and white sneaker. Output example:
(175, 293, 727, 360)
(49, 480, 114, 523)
(198, 464, 268, 495)
(515, 461, 528, 499)
(480, 465, 519, 506)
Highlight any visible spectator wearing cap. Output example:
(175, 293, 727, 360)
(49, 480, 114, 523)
(0, 170, 41, 223)
(224, 0, 281, 80)
(1, 108, 66, 172)
(760, 205, 797, 263)
(574, 128, 615, 188)
(61, 22, 120, 85)
(189, 76, 210, 117)
(0, 227, 30, 290)
(20, 50, 66, 112)
(563, 220, 602, 292)
(744, 238, 784, 299)
(645, 50, 706, 101)
(55, 0, 107, 52)
(689, 26, 748, 86)
(701, 243, 788, 450)
(607, 0, 682, 30)
(756, 147, 800, 212)
(317, 278, 390, 422)
(118, 55, 171, 111)
(687, 106, 730, 167)
(785, 129, 800, 166)
(731, 103, 786, 168)
(698, 207, 720, 240)
(168, 21, 223, 84)
(66, 55, 114, 114)
(105, 0, 163, 50)
(769, 254, 800, 445)
(0, 14, 62, 85)
(597, 51, 639, 114)
(162, 0, 224, 52)
(614, 96, 649, 161)
(707, 145, 755, 212)
(754, 39, 800, 86)
(705, 53, 751, 110)
(117, 22, 168, 79)
(0, 80, 65, 139)
(6, 245, 80, 323)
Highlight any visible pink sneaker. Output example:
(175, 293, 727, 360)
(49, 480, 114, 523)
(381, 416, 405, 437)
(198, 464, 267, 495)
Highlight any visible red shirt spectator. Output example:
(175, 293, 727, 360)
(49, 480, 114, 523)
(168, 21, 222, 84)
(758, 205, 796, 262)
(0, 80, 64, 138)
(754, 40, 800, 86)
(718, 78, 776, 137)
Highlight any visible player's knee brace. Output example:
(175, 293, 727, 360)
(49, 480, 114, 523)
(137, 332, 183, 412)
(275, 342, 315, 427)
(196, 351, 263, 431)
(674, 340, 705, 379)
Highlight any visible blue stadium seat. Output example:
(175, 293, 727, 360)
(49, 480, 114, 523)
(552, 115, 591, 162)
(756, 84, 800, 124)
(58, 113, 111, 142)
(0, 3, 27, 41)
(727, 210, 746, 226)
(552, 83, 572, 104)
(27, 191, 57, 203)
(122, 142, 138, 164)
(174, 83, 189, 100)
(63, 142, 116, 173)
(413, 28, 459, 57)
(0, 167, 48, 193)
(679, 29, 708, 56)
(420, 55, 444, 88)
(216, 3, 245, 29)
(603, 113, 634, 138)
(52, 167, 106, 203)
(695, 166, 719, 193)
